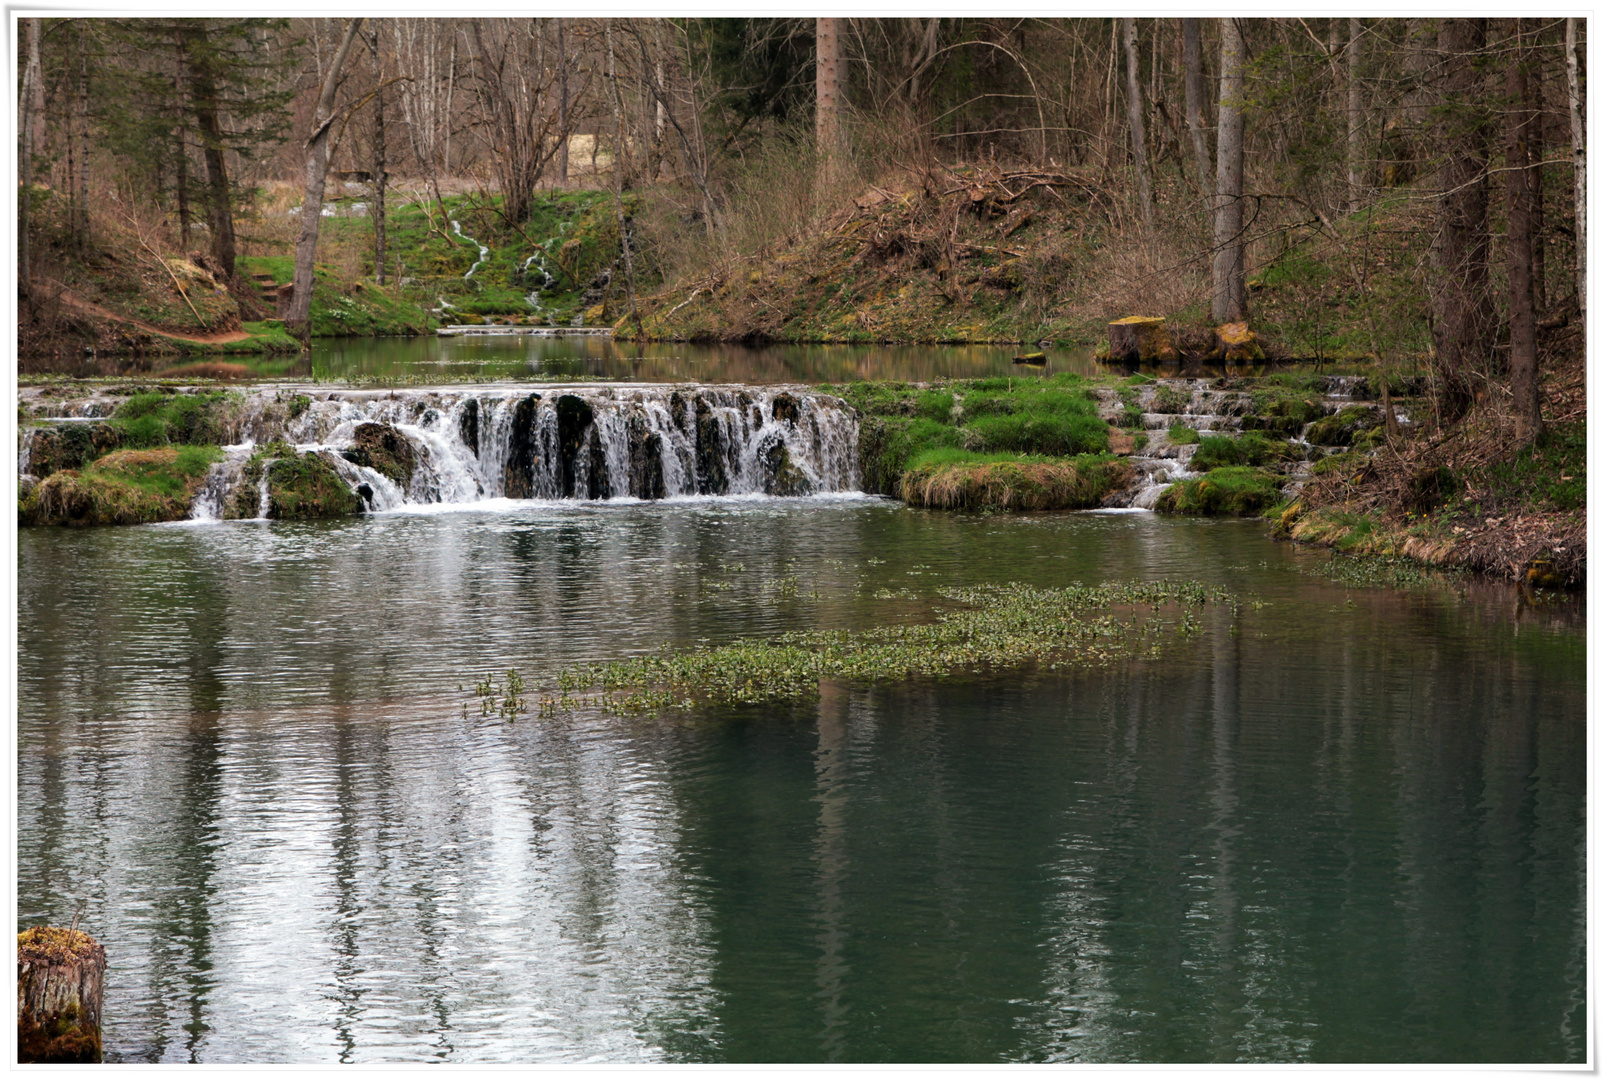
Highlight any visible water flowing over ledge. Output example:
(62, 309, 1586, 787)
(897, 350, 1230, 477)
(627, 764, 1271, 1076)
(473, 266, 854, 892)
(197, 384, 862, 517)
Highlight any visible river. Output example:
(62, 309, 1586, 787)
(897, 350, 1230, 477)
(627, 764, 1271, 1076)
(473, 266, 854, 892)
(15, 492, 1586, 1062)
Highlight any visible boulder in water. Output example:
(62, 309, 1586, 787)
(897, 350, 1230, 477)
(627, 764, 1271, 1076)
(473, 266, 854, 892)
(556, 395, 595, 498)
(771, 393, 800, 426)
(504, 394, 543, 499)
(342, 422, 416, 488)
(761, 436, 814, 497)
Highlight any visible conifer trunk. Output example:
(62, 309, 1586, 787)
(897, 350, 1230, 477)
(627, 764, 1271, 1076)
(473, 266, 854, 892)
(816, 18, 845, 185)
(1431, 17, 1493, 420)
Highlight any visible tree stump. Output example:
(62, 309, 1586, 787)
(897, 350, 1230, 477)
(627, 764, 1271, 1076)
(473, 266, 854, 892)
(1108, 316, 1179, 363)
(1208, 321, 1265, 362)
(17, 926, 105, 1063)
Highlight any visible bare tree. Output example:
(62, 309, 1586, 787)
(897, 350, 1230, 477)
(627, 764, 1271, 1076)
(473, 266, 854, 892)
(287, 17, 364, 340)
(1122, 18, 1153, 227)
(1182, 18, 1211, 195)
(1567, 18, 1585, 320)
(1505, 19, 1541, 443)
(1211, 17, 1246, 324)
(20, 17, 43, 300)
(1346, 17, 1363, 211)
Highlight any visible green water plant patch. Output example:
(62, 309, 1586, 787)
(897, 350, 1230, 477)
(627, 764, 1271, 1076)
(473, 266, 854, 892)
(537, 579, 1233, 716)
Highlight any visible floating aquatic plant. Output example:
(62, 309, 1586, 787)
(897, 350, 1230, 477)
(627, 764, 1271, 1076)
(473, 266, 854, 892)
(537, 579, 1234, 718)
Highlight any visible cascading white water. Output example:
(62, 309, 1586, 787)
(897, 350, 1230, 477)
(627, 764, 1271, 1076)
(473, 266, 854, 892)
(194, 385, 863, 517)
(188, 448, 251, 521)
(255, 461, 275, 519)
(451, 219, 490, 279)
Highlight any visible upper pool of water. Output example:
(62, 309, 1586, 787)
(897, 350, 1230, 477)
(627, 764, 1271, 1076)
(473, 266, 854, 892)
(23, 334, 1297, 385)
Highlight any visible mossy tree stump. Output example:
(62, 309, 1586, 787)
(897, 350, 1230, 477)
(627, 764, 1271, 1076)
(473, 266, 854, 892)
(17, 926, 105, 1063)
(1108, 316, 1179, 363)
(1208, 321, 1265, 361)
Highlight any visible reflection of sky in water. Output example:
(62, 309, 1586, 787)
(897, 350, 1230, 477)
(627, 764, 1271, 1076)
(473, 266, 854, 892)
(16, 507, 1588, 1063)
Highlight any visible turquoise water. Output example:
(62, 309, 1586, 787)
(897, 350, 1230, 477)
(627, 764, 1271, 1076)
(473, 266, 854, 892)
(16, 501, 1586, 1062)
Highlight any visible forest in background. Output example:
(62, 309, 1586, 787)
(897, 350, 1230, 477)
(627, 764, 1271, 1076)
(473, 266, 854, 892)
(15, 17, 1587, 433)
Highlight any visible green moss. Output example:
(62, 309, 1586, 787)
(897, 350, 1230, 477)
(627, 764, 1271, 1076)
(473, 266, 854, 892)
(1189, 431, 1304, 471)
(1167, 424, 1199, 444)
(1305, 404, 1381, 446)
(234, 444, 361, 520)
(901, 453, 1131, 510)
(1155, 466, 1283, 517)
(19, 445, 221, 526)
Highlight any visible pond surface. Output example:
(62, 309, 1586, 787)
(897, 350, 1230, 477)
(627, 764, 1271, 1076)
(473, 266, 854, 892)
(23, 334, 1293, 385)
(16, 498, 1585, 1063)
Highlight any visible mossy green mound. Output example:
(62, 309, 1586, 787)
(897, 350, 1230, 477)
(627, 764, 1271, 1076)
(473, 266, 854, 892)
(829, 374, 1111, 497)
(1155, 466, 1283, 516)
(20, 446, 221, 526)
(901, 452, 1131, 510)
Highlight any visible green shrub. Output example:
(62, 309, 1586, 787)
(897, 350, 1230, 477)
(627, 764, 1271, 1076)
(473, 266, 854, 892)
(1167, 424, 1199, 444)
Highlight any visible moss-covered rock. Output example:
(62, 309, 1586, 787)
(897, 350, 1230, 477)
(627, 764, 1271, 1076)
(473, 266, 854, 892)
(1305, 404, 1381, 446)
(341, 422, 416, 488)
(232, 443, 361, 520)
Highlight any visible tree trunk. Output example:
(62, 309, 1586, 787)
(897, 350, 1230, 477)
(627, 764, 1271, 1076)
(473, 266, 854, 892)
(19, 17, 42, 301)
(1567, 18, 1585, 320)
(74, 28, 92, 253)
(287, 17, 364, 341)
(606, 22, 640, 331)
(1346, 18, 1364, 212)
(373, 83, 387, 286)
(1431, 17, 1493, 420)
(1211, 17, 1247, 324)
(1506, 20, 1541, 443)
(556, 17, 569, 185)
(183, 22, 238, 278)
(816, 17, 845, 185)
(1182, 18, 1211, 195)
(172, 35, 192, 249)
(1122, 18, 1153, 227)
(17, 926, 105, 1064)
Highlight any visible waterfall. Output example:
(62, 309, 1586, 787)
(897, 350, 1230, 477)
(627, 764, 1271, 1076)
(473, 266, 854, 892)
(168, 385, 862, 518)
(451, 219, 490, 279)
